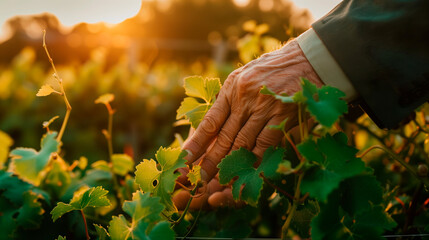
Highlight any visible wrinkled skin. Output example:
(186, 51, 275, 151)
(174, 40, 323, 209)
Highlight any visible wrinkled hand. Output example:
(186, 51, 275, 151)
(175, 40, 323, 209)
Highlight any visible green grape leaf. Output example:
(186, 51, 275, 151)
(301, 78, 348, 127)
(16, 191, 45, 229)
(218, 147, 284, 206)
(135, 147, 187, 215)
(0, 130, 13, 169)
(351, 205, 397, 238)
(9, 131, 59, 186)
(187, 165, 202, 186)
(260, 86, 294, 103)
(51, 186, 111, 222)
(176, 76, 221, 128)
(112, 154, 134, 176)
(0, 170, 50, 205)
(94, 224, 110, 240)
(108, 192, 171, 240)
(298, 132, 365, 201)
(339, 175, 383, 216)
(108, 215, 130, 240)
(310, 190, 352, 240)
(122, 191, 164, 224)
(0, 196, 18, 239)
(55, 236, 66, 240)
(133, 221, 175, 240)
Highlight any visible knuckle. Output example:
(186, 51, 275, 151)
(217, 130, 234, 150)
(199, 113, 219, 135)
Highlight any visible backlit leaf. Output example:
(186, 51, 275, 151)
(95, 93, 115, 105)
(9, 131, 59, 186)
(94, 224, 110, 240)
(51, 186, 111, 222)
(112, 154, 134, 176)
(36, 84, 59, 97)
(187, 165, 202, 186)
(135, 147, 187, 215)
(218, 147, 284, 206)
(108, 191, 173, 240)
(298, 132, 365, 201)
(176, 76, 221, 128)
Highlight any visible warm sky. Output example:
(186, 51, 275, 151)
(0, 0, 341, 40)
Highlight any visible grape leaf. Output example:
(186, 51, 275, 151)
(176, 76, 221, 128)
(122, 191, 164, 224)
(187, 165, 202, 186)
(0, 170, 50, 205)
(133, 221, 175, 240)
(112, 154, 134, 176)
(108, 191, 174, 240)
(351, 205, 397, 239)
(51, 186, 111, 222)
(135, 147, 187, 215)
(55, 236, 66, 240)
(0, 196, 18, 239)
(9, 131, 59, 186)
(95, 93, 115, 105)
(298, 132, 365, 201)
(94, 224, 110, 240)
(339, 175, 383, 216)
(218, 147, 284, 206)
(36, 84, 60, 97)
(16, 191, 45, 229)
(44, 156, 71, 198)
(0, 130, 13, 169)
(300, 78, 348, 127)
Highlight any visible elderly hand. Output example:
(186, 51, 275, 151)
(175, 40, 323, 209)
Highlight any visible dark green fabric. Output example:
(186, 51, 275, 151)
(312, 0, 429, 129)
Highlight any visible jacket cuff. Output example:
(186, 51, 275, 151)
(296, 28, 358, 102)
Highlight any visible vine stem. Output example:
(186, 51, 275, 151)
(357, 145, 429, 186)
(172, 185, 198, 227)
(43, 30, 72, 143)
(80, 210, 90, 240)
(261, 174, 295, 201)
(281, 173, 304, 240)
(103, 103, 122, 203)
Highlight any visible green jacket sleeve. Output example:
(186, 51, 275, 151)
(312, 0, 429, 129)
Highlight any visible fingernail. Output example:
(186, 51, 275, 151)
(200, 168, 209, 182)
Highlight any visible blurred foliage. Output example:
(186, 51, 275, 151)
(0, 46, 234, 163)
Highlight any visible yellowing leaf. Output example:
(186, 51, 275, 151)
(176, 76, 221, 128)
(0, 130, 13, 169)
(187, 165, 202, 186)
(112, 154, 134, 176)
(9, 132, 59, 186)
(135, 147, 187, 215)
(95, 93, 114, 105)
(36, 84, 59, 97)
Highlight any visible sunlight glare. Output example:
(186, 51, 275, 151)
(233, 0, 250, 7)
